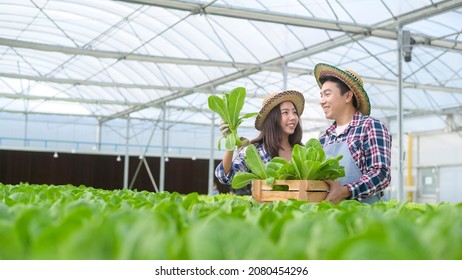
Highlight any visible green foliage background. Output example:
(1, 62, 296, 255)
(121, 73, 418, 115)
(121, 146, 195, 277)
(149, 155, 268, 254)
(1, 183, 461, 260)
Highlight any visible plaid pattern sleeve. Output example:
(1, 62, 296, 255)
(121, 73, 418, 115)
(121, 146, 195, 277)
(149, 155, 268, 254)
(215, 142, 271, 185)
(345, 112, 392, 199)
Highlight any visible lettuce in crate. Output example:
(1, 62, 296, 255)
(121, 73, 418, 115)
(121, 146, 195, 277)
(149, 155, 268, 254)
(232, 138, 345, 190)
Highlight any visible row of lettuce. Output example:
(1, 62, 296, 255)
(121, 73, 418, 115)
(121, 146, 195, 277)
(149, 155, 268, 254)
(1, 182, 461, 259)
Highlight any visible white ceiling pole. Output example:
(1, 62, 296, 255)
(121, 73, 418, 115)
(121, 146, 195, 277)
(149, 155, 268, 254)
(95, 121, 102, 151)
(124, 0, 462, 42)
(123, 117, 130, 189)
(159, 105, 167, 192)
(208, 111, 216, 195)
(397, 28, 404, 202)
(3, 67, 462, 95)
(24, 113, 29, 147)
(282, 62, 288, 91)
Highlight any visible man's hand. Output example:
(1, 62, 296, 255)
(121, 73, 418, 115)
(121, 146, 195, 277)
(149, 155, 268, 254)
(324, 179, 351, 204)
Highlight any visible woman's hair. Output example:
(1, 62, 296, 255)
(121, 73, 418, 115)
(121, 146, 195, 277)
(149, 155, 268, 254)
(319, 75, 358, 109)
(251, 102, 303, 158)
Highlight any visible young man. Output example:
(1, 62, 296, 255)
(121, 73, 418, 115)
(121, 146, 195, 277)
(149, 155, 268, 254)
(314, 63, 392, 204)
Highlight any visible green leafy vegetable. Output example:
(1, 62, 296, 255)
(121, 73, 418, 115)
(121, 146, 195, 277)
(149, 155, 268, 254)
(208, 87, 258, 151)
(1, 183, 462, 260)
(230, 139, 345, 190)
(305, 138, 326, 162)
(291, 144, 307, 179)
(244, 144, 268, 179)
(231, 144, 268, 189)
(232, 172, 259, 189)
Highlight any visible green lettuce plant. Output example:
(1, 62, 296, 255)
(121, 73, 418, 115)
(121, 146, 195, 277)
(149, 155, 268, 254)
(2, 183, 462, 260)
(208, 87, 258, 151)
(231, 138, 345, 190)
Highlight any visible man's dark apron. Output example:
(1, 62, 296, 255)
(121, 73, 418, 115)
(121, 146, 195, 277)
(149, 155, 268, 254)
(324, 139, 381, 204)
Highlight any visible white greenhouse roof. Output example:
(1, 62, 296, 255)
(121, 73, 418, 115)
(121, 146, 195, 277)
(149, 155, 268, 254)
(1, 0, 462, 135)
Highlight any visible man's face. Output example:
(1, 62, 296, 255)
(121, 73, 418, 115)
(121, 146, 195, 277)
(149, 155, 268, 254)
(319, 80, 352, 121)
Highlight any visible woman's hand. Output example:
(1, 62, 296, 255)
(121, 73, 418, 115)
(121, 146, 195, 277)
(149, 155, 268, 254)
(219, 120, 230, 137)
(218, 120, 250, 147)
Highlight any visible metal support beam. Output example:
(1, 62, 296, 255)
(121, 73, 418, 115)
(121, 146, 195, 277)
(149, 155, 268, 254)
(96, 121, 102, 151)
(123, 117, 130, 189)
(397, 28, 404, 202)
(208, 112, 216, 195)
(124, 0, 462, 49)
(159, 105, 167, 192)
(143, 157, 159, 192)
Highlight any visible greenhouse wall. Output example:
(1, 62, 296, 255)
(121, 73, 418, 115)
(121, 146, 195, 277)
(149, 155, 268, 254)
(0, 149, 229, 195)
(388, 131, 462, 203)
(415, 132, 462, 203)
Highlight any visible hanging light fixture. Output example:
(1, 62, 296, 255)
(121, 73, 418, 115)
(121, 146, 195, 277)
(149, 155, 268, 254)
(116, 155, 121, 162)
(53, 152, 59, 158)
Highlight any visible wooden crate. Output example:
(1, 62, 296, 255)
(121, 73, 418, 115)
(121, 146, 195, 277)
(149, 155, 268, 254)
(251, 180, 329, 203)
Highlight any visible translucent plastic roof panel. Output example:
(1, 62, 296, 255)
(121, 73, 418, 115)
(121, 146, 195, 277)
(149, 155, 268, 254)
(0, 0, 461, 135)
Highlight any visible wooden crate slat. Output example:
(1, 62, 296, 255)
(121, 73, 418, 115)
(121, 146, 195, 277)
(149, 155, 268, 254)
(251, 180, 329, 203)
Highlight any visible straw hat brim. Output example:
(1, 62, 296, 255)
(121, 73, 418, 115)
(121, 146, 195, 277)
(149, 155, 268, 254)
(255, 90, 305, 131)
(314, 63, 371, 115)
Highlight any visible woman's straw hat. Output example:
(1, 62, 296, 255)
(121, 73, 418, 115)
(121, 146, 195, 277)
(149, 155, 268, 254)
(314, 63, 371, 115)
(255, 90, 305, 131)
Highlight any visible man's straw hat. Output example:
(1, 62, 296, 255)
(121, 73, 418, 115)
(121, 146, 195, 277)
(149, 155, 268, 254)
(314, 63, 371, 115)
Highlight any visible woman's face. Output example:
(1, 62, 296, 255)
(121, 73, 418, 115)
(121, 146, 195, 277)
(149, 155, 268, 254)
(278, 101, 299, 136)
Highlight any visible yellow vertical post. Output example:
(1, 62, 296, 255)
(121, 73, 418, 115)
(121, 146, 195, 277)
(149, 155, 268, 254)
(407, 133, 413, 202)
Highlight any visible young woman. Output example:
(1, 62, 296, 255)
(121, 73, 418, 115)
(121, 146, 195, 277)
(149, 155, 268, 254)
(214, 90, 305, 194)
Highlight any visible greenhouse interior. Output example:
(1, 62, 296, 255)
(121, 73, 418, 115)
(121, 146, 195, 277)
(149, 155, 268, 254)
(1, 0, 462, 203)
